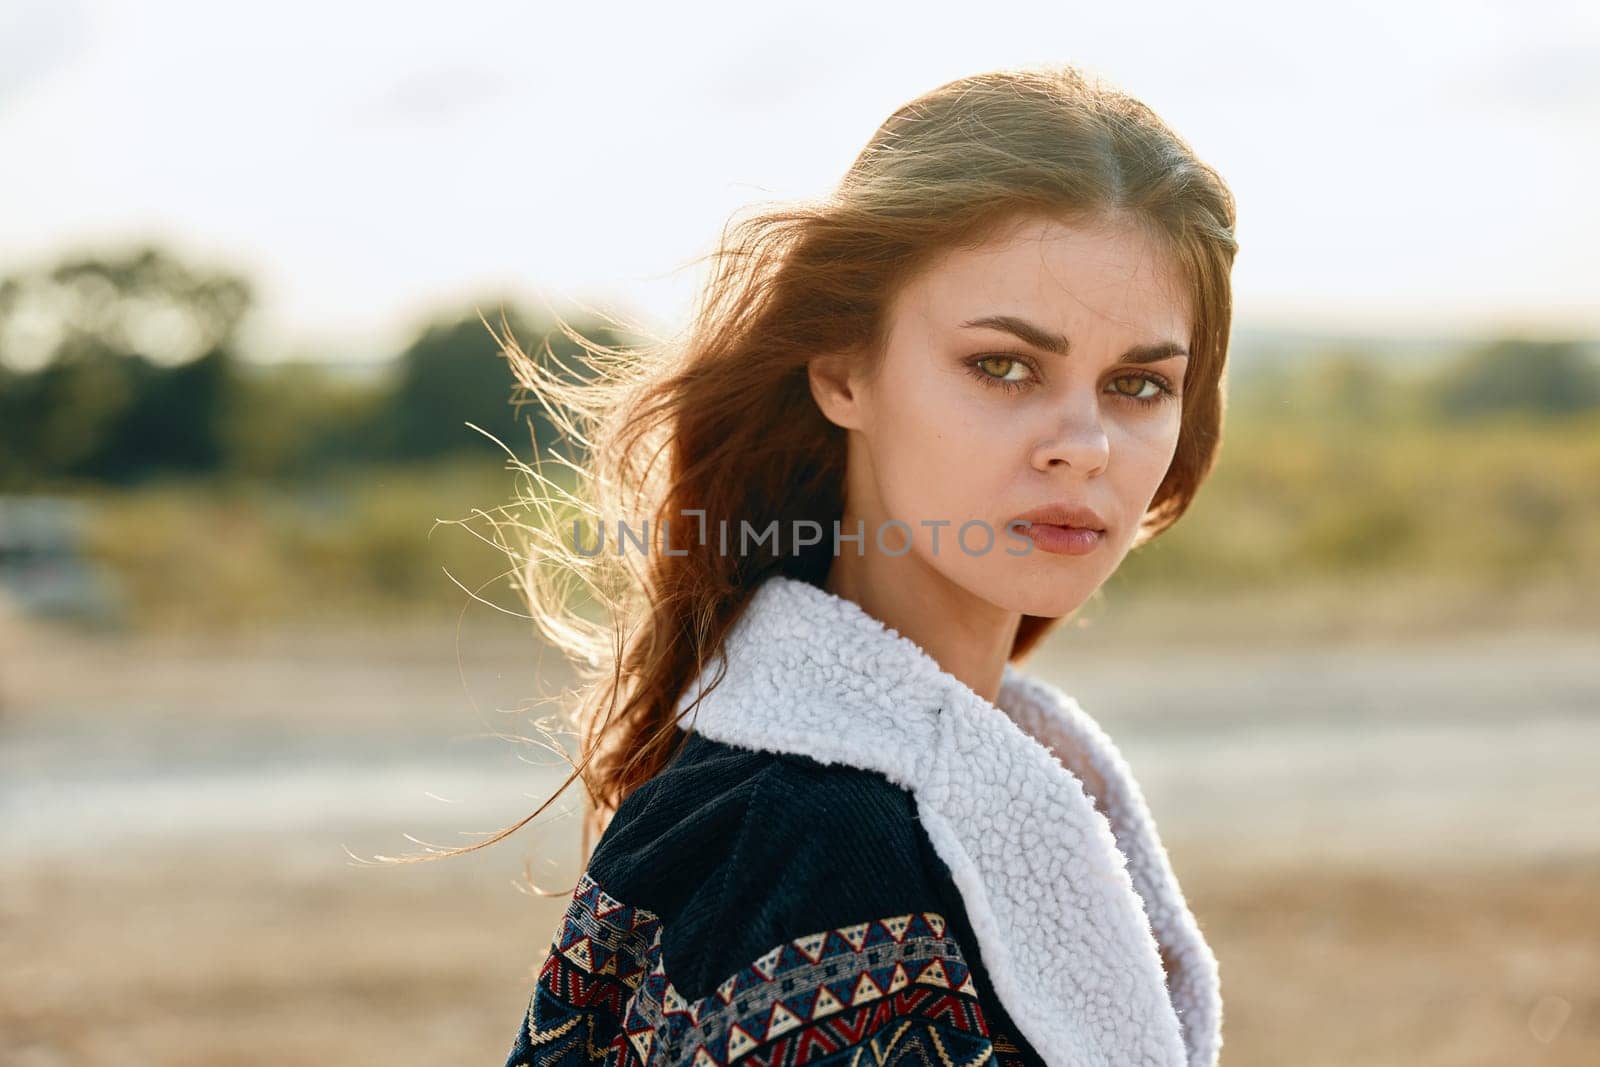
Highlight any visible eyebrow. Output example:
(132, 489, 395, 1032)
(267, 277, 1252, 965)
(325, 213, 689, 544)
(959, 314, 1190, 363)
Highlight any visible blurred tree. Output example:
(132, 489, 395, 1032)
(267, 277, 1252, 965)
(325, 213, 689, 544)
(1423, 337, 1600, 419)
(385, 302, 624, 463)
(224, 361, 393, 480)
(0, 245, 252, 486)
(0, 246, 640, 486)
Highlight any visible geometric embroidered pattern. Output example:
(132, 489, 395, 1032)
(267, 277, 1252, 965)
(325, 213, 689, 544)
(505, 870, 1031, 1067)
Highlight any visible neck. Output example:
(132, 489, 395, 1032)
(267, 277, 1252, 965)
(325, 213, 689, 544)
(822, 551, 1021, 706)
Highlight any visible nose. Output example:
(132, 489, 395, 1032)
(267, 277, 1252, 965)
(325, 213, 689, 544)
(1029, 401, 1110, 474)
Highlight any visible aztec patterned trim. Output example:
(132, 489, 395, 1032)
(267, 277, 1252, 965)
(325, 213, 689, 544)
(508, 869, 1026, 1067)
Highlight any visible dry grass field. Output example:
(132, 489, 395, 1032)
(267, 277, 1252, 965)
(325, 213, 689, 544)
(3, 580, 1596, 1065)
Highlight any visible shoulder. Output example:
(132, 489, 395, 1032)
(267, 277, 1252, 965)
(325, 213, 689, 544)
(504, 728, 1014, 1067)
(588, 729, 942, 1001)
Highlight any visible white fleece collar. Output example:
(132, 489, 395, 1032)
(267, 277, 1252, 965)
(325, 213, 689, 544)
(674, 575, 1222, 1067)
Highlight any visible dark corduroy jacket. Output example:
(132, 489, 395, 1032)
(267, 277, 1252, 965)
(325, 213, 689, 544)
(502, 575, 1222, 1067)
(503, 727, 1047, 1067)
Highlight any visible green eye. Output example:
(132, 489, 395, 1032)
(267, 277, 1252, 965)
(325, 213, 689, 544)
(967, 353, 1036, 393)
(1110, 373, 1178, 408)
(977, 356, 1027, 380)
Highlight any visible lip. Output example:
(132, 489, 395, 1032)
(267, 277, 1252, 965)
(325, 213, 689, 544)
(1009, 502, 1108, 533)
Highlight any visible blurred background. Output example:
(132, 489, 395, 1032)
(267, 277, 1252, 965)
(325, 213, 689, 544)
(2, 1, 1596, 1064)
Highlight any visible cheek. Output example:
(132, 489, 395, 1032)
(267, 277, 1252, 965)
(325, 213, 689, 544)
(873, 382, 1002, 520)
(1109, 409, 1183, 488)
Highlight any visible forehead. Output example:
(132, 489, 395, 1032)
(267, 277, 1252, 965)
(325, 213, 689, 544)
(890, 213, 1191, 341)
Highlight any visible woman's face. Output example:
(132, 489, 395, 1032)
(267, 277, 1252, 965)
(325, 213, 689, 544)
(809, 211, 1192, 619)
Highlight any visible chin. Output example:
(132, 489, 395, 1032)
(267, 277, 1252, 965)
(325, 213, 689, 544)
(1012, 589, 1096, 620)
(967, 564, 1102, 621)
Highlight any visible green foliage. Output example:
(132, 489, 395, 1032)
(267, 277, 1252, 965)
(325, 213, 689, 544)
(0, 246, 251, 486)
(384, 305, 625, 465)
(1119, 360, 1600, 594)
(387, 312, 530, 462)
(76, 459, 563, 633)
(224, 361, 394, 479)
(1424, 338, 1600, 419)
(0, 245, 632, 489)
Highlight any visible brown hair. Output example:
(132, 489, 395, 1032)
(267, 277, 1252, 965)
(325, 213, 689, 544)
(377, 64, 1236, 885)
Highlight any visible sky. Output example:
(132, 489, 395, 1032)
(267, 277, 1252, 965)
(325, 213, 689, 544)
(2, 0, 1597, 365)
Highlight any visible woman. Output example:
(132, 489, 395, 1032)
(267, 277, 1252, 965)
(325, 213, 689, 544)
(485, 64, 1236, 1067)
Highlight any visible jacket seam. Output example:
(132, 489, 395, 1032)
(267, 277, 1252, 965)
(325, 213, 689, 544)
(698, 759, 783, 990)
